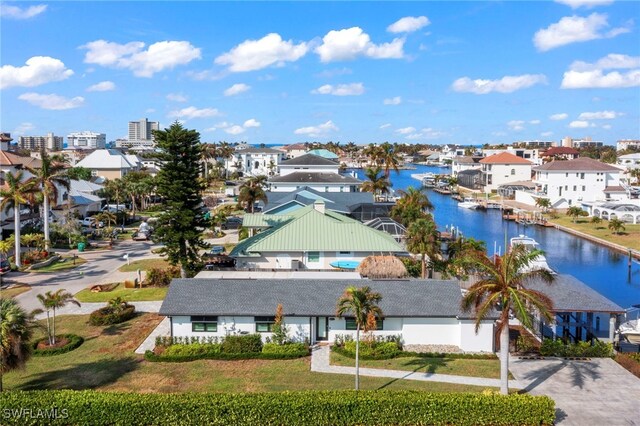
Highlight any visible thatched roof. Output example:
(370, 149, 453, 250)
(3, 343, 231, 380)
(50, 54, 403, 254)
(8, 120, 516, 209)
(357, 255, 408, 279)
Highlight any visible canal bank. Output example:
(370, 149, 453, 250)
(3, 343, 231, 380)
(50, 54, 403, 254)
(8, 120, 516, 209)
(550, 222, 640, 261)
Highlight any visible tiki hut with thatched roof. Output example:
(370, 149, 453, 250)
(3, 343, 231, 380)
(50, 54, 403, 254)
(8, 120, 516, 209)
(357, 255, 407, 279)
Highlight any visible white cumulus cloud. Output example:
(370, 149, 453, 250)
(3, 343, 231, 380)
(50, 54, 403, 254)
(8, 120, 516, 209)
(533, 13, 630, 52)
(18, 92, 84, 110)
(561, 54, 640, 88)
(451, 74, 547, 94)
(315, 27, 404, 62)
(224, 83, 251, 96)
(541, 131, 554, 137)
(549, 113, 569, 120)
(12, 122, 35, 135)
(81, 39, 201, 77)
(569, 120, 591, 128)
(294, 120, 339, 137)
(311, 83, 365, 96)
(215, 33, 308, 72)
(0, 4, 47, 19)
(380, 123, 392, 129)
(0, 56, 73, 89)
(383, 96, 402, 105)
(396, 127, 416, 135)
(243, 118, 261, 128)
(554, 0, 614, 9)
(86, 81, 115, 92)
(225, 125, 246, 135)
(387, 16, 430, 33)
(507, 120, 525, 131)
(578, 110, 622, 119)
(166, 93, 188, 102)
(168, 106, 220, 120)
(529, 119, 541, 125)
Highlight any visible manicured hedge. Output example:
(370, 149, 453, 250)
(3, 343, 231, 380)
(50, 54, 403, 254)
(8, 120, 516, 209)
(262, 342, 308, 356)
(332, 345, 497, 361)
(0, 390, 555, 426)
(221, 334, 262, 353)
(33, 334, 84, 356)
(88, 305, 136, 326)
(145, 350, 307, 362)
(539, 339, 613, 357)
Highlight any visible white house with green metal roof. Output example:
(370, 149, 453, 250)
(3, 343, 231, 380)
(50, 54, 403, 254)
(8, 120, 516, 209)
(231, 201, 407, 270)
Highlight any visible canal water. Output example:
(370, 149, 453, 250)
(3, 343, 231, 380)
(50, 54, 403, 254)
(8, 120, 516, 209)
(351, 164, 640, 309)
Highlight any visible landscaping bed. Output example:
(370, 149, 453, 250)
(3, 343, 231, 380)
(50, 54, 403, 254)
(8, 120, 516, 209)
(33, 334, 84, 356)
(89, 304, 136, 326)
(29, 256, 86, 273)
(75, 283, 168, 302)
(0, 389, 556, 425)
(615, 353, 640, 378)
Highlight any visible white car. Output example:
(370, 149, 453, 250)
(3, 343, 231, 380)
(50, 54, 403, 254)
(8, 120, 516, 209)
(78, 217, 104, 228)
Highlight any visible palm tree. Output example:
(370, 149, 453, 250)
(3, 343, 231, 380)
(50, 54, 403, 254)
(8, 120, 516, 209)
(360, 167, 390, 199)
(238, 176, 268, 213)
(405, 216, 440, 278)
(36, 293, 54, 346)
(103, 178, 127, 225)
(27, 148, 70, 250)
(390, 187, 434, 226)
(0, 297, 38, 392)
(378, 142, 400, 178)
(0, 171, 38, 267)
(566, 206, 585, 223)
(535, 197, 551, 213)
(461, 244, 555, 395)
(446, 237, 486, 278)
(608, 218, 625, 235)
(336, 286, 383, 391)
(36, 290, 80, 345)
(201, 142, 218, 180)
(108, 297, 129, 314)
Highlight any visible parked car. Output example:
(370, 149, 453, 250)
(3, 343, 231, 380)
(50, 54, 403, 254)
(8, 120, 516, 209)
(78, 217, 104, 228)
(209, 246, 226, 255)
(0, 258, 10, 274)
(203, 254, 236, 269)
(221, 217, 243, 230)
(132, 230, 151, 241)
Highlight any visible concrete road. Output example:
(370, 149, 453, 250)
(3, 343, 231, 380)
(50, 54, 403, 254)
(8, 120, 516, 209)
(510, 357, 640, 426)
(2, 240, 160, 312)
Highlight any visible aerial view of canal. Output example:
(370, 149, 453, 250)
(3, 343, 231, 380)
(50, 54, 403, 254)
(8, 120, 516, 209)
(351, 164, 640, 309)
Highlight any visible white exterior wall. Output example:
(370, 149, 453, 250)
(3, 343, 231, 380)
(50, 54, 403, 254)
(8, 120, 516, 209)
(172, 315, 311, 342)
(285, 149, 308, 158)
(235, 251, 386, 270)
(279, 165, 340, 176)
(459, 320, 495, 352)
(482, 163, 532, 192)
(401, 318, 461, 346)
(228, 152, 283, 177)
(269, 182, 356, 193)
(535, 169, 622, 205)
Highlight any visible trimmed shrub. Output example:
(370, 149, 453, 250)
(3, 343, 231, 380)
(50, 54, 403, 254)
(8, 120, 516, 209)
(164, 343, 221, 357)
(89, 305, 136, 326)
(0, 389, 556, 425)
(262, 342, 309, 356)
(344, 341, 401, 358)
(221, 334, 262, 354)
(332, 345, 497, 361)
(539, 339, 613, 358)
(33, 334, 84, 356)
(144, 350, 306, 362)
(145, 266, 180, 287)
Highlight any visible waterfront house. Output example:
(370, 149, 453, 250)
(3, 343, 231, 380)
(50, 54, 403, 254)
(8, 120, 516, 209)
(75, 149, 141, 179)
(451, 156, 482, 177)
(618, 153, 640, 171)
(268, 153, 360, 193)
(479, 152, 533, 193)
(282, 143, 308, 159)
(231, 201, 406, 270)
(540, 147, 580, 162)
(225, 146, 285, 177)
(159, 278, 496, 352)
(516, 157, 625, 208)
(482, 147, 542, 166)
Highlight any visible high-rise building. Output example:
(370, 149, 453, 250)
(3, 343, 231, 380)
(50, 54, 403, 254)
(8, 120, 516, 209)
(514, 140, 556, 149)
(119, 118, 160, 150)
(617, 139, 640, 152)
(18, 132, 63, 151)
(67, 131, 106, 149)
(561, 136, 603, 149)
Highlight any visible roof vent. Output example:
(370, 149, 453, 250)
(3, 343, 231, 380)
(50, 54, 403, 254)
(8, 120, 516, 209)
(313, 200, 325, 214)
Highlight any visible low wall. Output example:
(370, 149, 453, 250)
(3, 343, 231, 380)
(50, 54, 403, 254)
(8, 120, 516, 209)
(28, 255, 61, 270)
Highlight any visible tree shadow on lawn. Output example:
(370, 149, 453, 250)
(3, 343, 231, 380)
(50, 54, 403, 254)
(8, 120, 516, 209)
(16, 357, 140, 391)
(375, 358, 450, 390)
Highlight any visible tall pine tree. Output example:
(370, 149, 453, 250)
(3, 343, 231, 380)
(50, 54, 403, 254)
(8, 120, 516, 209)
(154, 122, 208, 277)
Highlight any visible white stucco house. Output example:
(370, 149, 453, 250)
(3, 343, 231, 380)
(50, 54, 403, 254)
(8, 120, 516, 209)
(479, 152, 533, 193)
(159, 278, 497, 352)
(226, 147, 285, 177)
(451, 156, 482, 177)
(75, 149, 141, 179)
(268, 153, 361, 193)
(618, 153, 640, 171)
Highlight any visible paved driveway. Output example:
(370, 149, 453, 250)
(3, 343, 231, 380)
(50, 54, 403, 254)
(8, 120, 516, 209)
(510, 357, 640, 426)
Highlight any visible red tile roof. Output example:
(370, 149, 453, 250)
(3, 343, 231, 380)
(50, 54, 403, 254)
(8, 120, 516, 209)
(479, 152, 532, 165)
(542, 147, 579, 156)
(0, 151, 42, 168)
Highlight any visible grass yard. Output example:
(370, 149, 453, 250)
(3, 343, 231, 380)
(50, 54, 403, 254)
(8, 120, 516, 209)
(549, 215, 640, 251)
(119, 258, 170, 272)
(0, 284, 31, 298)
(3, 314, 496, 393)
(330, 352, 504, 379)
(75, 283, 168, 302)
(30, 256, 87, 273)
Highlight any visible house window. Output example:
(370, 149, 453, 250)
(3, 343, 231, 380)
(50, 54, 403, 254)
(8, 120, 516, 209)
(345, 318, 383, 330)
(582, 186, 586, 191)
(511, 169, 515, 175)
(307, 251, 320, 262)
(255, 316, 276, 332)
(191, 316, 218, 332)
(580, 173, 585, 179)
(573, 186, 577, 191)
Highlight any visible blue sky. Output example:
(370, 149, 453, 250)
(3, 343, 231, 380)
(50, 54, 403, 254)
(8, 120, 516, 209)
(1, 1, 639, 146)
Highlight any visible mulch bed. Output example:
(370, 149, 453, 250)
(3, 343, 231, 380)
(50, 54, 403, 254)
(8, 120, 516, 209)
(37, 336, 70, 350)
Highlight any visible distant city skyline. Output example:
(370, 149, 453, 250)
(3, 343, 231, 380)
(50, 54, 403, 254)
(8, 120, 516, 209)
(1, 1, 638, 146)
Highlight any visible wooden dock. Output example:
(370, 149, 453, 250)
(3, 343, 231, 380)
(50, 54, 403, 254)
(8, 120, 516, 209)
(433, 188, 451, 195)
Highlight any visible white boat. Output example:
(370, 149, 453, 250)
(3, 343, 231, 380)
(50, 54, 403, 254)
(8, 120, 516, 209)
(619, 320, 640, 336)
(458, 197, 480, 209)
(509, 235, 554, 272)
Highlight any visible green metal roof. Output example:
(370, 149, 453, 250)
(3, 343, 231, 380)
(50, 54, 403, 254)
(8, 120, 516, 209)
(231, 204, 404, 256)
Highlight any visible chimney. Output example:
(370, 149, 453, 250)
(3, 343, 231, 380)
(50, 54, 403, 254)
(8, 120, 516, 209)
(313, 200, 325, 214)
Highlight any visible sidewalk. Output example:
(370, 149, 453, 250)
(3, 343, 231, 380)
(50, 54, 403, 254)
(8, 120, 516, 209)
(32, 300, 162, 320)
(135, 317, 170, 354)
(310, 345, 522, 389)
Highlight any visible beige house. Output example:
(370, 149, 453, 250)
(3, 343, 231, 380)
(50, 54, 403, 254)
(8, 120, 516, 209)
(479, 152, 533, 193)
(75, 149, 141, 179)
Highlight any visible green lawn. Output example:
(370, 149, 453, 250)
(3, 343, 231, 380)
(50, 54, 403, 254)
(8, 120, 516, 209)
(75, 283, 168, 302)
(3, 315, 496, 393)
(330, 352, 504, 379)
(0, 284, 31, 298)
(549, 215, 640, 251)
(119, 258, 170, 272)
(30, 256, 87, 273)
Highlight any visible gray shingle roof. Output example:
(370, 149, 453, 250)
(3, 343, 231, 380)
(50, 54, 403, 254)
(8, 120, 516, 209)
(525, 274, 624, 313)
(280, 153, 339, 166)
(533, 157, 620, 172)
(159, 278, 483, 319)
(264, 187, 373, 213)
(269, 172, 362, 184)
(236, 147, 283, 154)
